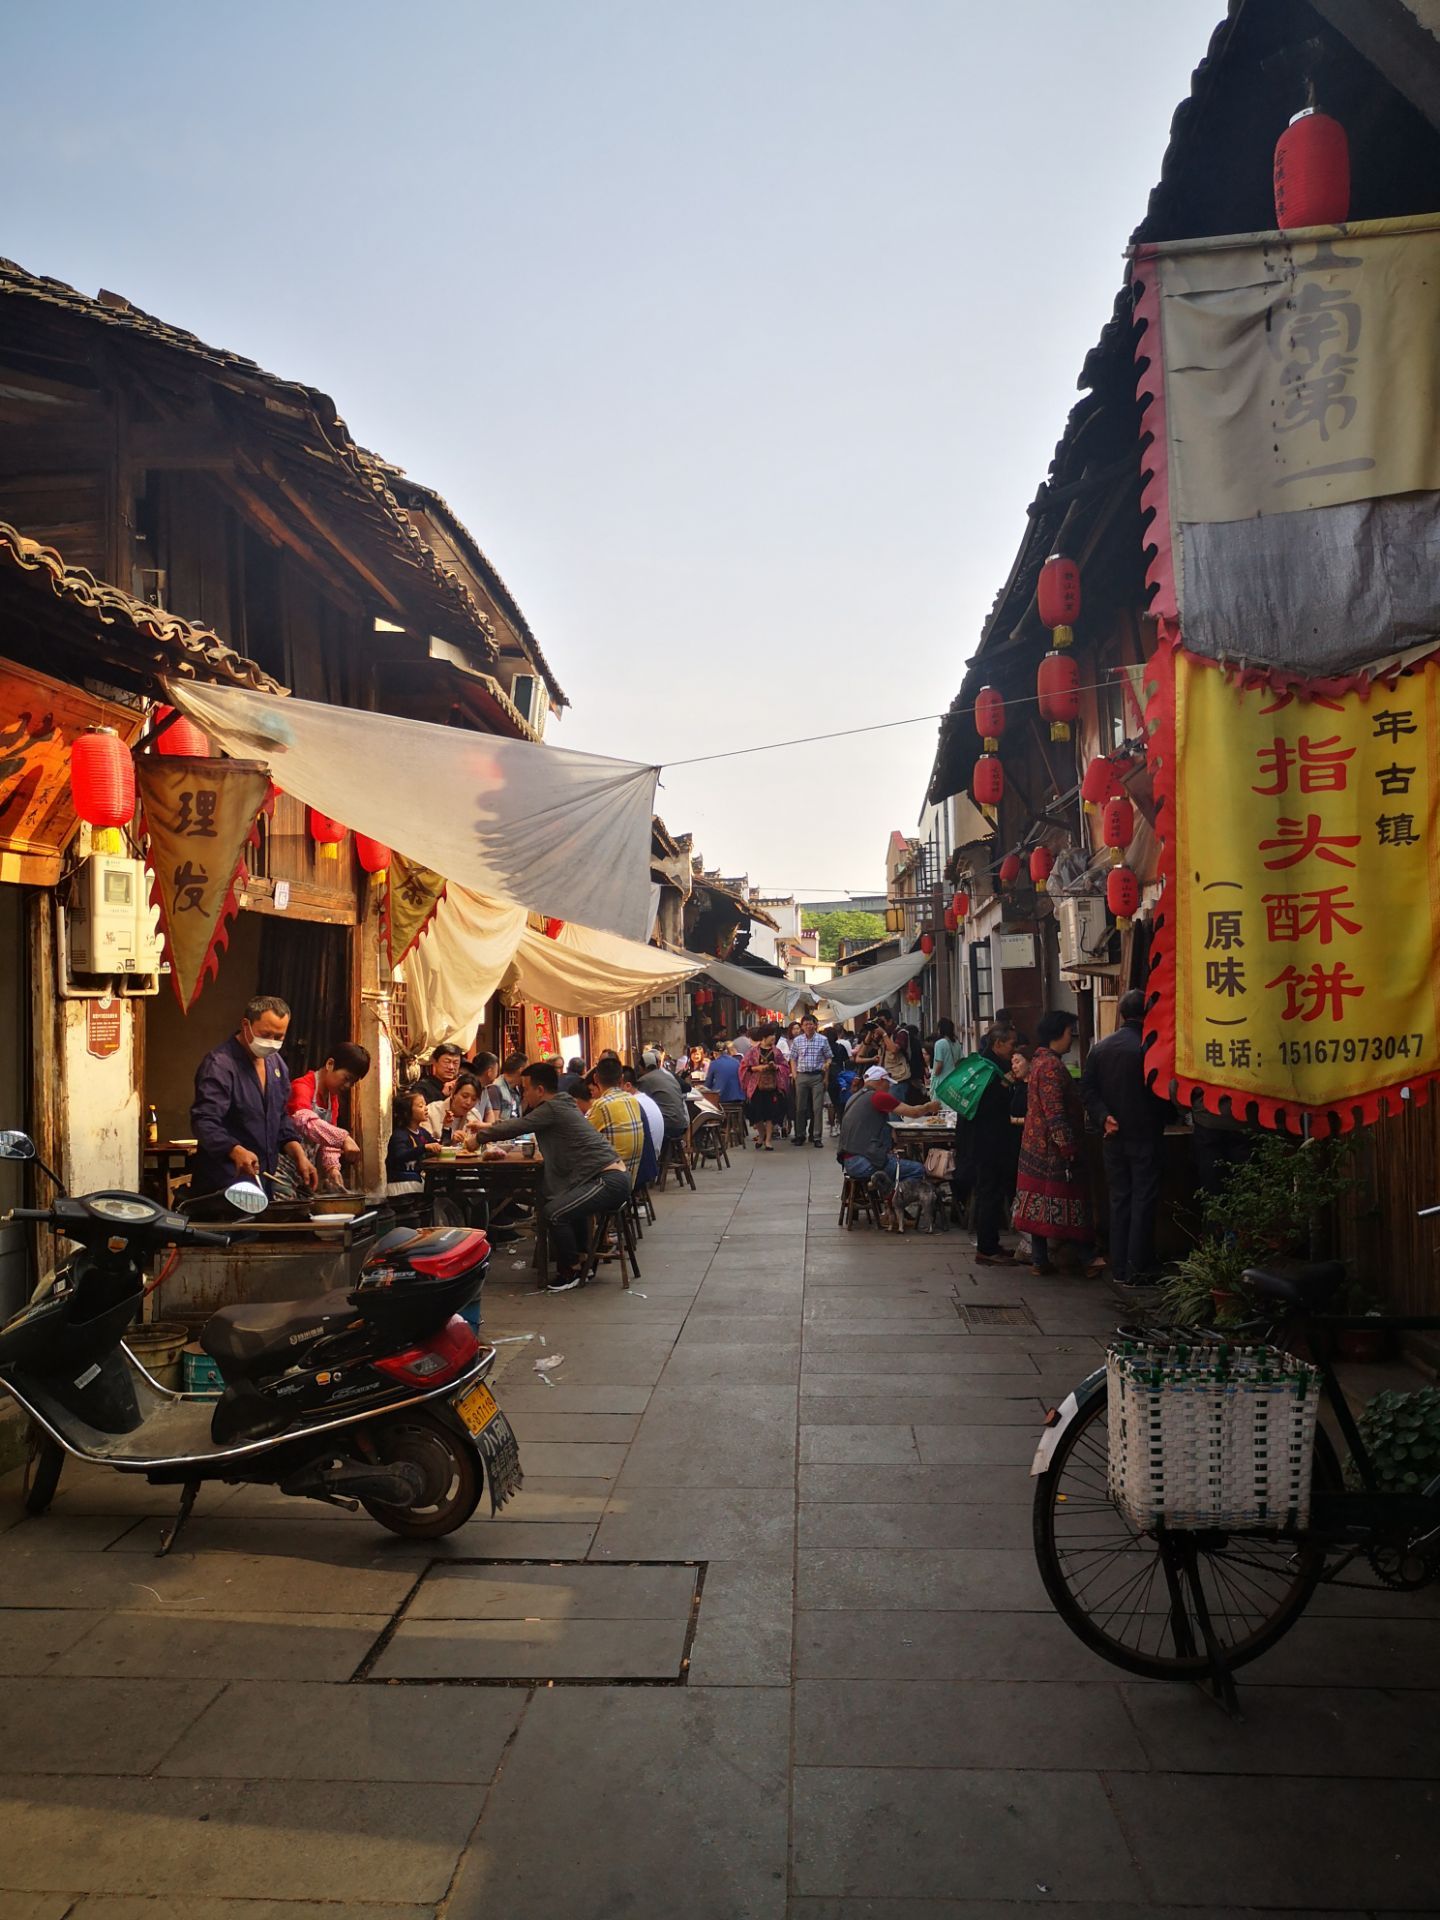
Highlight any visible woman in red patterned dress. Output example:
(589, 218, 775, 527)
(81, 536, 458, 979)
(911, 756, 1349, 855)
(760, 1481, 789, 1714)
(1012, 1010, 1100, 1275)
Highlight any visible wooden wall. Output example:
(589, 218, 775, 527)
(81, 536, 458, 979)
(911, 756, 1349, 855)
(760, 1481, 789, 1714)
(1337, 1099, 1440, 1323)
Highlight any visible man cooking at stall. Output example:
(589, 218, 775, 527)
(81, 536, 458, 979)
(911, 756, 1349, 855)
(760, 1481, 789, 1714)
(191, 994, 319, 1200)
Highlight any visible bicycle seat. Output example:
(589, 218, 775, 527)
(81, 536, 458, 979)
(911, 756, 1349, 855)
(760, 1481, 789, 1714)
(1242, 1259, 1346, 1307)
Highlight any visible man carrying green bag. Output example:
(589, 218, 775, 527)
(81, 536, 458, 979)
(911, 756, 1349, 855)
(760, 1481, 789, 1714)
(936, 1027, 1019, 1264)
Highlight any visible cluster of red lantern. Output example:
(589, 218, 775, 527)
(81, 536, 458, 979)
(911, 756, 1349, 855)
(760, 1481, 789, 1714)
(1099, 787, 1139, 931)
(1036, 554, 1081, 743)
(1081, 755, 1124, 813)
(70, 728, 135, 849)
(971, 685, 1005, 813)
(918, 932, 935, 956)
(308, 808, 346, 861)
(1274, 108, 1349, 230)
(998, 852, 1021, 888)
(943, 887, 969, 934)
(693, 986, 713, 1008)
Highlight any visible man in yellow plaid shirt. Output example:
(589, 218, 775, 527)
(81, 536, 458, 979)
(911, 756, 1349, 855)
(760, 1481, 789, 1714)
(587, 1056, 647, 1186)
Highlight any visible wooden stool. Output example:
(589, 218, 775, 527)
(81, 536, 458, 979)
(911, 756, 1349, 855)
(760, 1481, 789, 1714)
(722, 1101, 748, 1149)
(633, 1179, 656, 1226)
(583, 1203, 641, 1288)
(658, 1135, 696, 1192)
(691, 1115, 730, 1172)
(838, 1174, 881, 1230)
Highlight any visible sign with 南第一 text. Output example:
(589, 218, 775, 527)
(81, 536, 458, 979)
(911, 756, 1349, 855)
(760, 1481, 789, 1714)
(1150, 642, 1440, 1132)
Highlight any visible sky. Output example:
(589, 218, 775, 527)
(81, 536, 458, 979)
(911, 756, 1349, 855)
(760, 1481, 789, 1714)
(4, 0, 1224, 902)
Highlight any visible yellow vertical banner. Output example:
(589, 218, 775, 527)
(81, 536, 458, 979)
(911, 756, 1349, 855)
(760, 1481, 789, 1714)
(1151, 642, 1440, 1130)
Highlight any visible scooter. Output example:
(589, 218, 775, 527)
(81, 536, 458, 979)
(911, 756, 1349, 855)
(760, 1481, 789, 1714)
(0, 1131, 522, 1553)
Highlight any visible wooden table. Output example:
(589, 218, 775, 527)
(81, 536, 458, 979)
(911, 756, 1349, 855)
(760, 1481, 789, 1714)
(142, 1142, 197, 1209)
(422, 1147, 549, 1285)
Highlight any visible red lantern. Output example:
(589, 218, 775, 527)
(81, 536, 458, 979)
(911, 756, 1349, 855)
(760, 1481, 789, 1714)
(943, 906, 959, 934)
(1101, 795, 1135, 857)
(1274, 110, 1349, 231)
(1028, 846, 1053, 886)
(70, 728, 134, 830)
(1107, 864, 1140, 928)
(904, 979, 923, 1006)
(950, 890, 970, 920)
(308, 807, 346, 861)
(999, 852, 1022, 887)
(1037, 649, 1082, 742)
(354, 834, 389, 874)
(973, 685, 1006, 750)
(1037, 553, 1081, 632)
(1081, 756, 1122, 812)
(919, 932, 935, 956)
(542, 918, 566, 939)
(972, 754, 1005, 809)
(153, 705, 211, 758)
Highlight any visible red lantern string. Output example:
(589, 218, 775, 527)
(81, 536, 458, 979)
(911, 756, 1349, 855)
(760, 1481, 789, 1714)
(972, 754, 1004, 810)
(1037, 553, 1081, 633)
(1036, 650, 1081, 742)
(1101, 795, 1135, 862)
(1028, 846, 1053, 886)
(973, 686, 1006, 753)
(1107, 864, 1140, 930)
(998, 852, 1022, 887)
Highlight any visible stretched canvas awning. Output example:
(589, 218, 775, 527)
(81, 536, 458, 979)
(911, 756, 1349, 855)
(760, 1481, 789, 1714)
(402, 887, 700, 1050)
(681, 952, 819, 1016)
(170, 681, 659, 941)
(817, 947, 929, 1020)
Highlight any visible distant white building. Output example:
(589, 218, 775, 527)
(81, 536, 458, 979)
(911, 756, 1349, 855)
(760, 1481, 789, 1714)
(751, 895, 833, 992)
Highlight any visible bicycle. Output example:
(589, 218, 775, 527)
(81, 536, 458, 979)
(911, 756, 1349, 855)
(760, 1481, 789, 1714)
(1030, 1250, 1440, 1708)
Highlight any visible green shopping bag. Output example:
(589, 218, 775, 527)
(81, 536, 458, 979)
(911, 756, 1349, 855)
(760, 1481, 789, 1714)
(933, 1051, 1004, 1120)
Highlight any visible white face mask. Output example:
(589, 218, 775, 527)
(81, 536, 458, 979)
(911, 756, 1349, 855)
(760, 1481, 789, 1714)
(246, 1033, 284, 1059)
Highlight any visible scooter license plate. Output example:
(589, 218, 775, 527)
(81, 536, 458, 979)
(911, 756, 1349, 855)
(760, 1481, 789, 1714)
(453, 1380, 500, 1437)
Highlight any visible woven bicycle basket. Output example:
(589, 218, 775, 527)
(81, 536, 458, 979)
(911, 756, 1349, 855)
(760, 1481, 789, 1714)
(1106, 1339, 1320, 1531)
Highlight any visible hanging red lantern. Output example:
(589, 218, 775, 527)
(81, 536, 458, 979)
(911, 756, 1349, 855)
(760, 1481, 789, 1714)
(1028, 846, 1053, 886)
(355, 834, 390, 874)
(1036, 649, 1082, 742)
(973, 685, 1006, 751)
(950, 890, 970, 920)
(999, 852, 1022, 887)
(943, 906, 959, 934)
(919, 932, 935, 956)
(972, 754, 1005, 809)
(308, 807, 346, 861)
(1081, 756, 1122, 813)
(1037, 553, 1081, 633)
(1274, 109, 1349, 231)
(1107, 863, 1140, 929)
(1101, 794, 1135, 859)
(542, 917, 566, 939)
(152, 705, 211, 758)
(70, 728, 134, 830)
(904, 979, 923, 1006)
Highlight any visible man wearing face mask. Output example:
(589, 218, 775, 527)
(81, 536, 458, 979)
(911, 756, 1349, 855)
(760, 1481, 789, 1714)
(191, 994, 319, 1200)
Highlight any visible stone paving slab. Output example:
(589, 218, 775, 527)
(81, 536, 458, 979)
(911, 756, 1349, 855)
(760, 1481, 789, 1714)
(797, 1501, 1033, 1551)
(407, 1560, 696, 1620)
(50, 1610, 391, 1682)
(0, 1776, 480, 1903)
(156, 1679, 523, 1781)
(799, 1463, 1035, 1505)
(795, 1677, 1147, 1771)
(67, 1902, 435, 1920)
(371, 1614, 688, 1680)
(791, 1766, 1144, 1902)
(445, 1687, 788, 1919)
(798, 1547, 1045, 1612)
(794, 1608, 1109, 1683)
(0, 1677, 223, 1776)
(685, 1555, 793, 1687)
(798, 1394, 1046, 1426)
(593, 1485, 796, 1560)
(1121, 1682, 1440, 1776)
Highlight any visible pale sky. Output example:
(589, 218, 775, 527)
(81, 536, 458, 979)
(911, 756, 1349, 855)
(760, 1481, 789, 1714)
(5, 0, 1222, 901)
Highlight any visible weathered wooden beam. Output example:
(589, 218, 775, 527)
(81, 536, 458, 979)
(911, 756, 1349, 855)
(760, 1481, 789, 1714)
(210, 469, 366, 616)
(255, 458, 406, 614)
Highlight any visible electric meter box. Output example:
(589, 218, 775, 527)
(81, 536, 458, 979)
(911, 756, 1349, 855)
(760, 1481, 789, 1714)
(67, 855, 162, 976)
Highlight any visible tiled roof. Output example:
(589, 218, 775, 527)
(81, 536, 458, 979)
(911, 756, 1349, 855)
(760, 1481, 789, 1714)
(0, 521, 284, 695)
(0, 260, 502, 664)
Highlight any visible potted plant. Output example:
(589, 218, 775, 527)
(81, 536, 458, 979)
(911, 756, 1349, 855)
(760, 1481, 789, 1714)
(1157, 1241, 1252, 1328)
(1352, 1387, 1440, 1492)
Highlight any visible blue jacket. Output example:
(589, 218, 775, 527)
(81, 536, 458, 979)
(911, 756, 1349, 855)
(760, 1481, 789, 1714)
(705, 1054, 744, 1102)
(191, 1035, 303, 1198)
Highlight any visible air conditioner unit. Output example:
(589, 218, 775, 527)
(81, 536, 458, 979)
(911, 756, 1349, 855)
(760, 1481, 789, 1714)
(1057, 894, 1116, 973)
(67, 854, 163, 978)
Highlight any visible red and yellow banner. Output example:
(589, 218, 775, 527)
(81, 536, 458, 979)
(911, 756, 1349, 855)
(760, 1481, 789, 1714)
(384, 852, 447, 970)
(1149, 639, 1440, 1132)
(138, 758, 271, 1012)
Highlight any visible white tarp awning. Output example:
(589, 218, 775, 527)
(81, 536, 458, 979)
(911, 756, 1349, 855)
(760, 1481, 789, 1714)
(402, 887, 701, 1049)
(815, 947, 929, 1020)
(681, 952, 819, 1016)
(170, 681, 659, 942)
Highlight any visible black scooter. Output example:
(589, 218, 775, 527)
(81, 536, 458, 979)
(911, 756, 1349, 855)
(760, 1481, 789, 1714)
(0, 1131, 522, 1553)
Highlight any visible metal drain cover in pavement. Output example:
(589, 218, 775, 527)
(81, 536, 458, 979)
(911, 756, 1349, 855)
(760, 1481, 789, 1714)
(955, 1301, 1038, 1329)
(358, 1560, 704, 1685)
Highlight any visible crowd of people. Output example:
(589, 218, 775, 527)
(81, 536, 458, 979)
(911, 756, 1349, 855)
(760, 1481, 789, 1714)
(188, 986, 1175, 1301)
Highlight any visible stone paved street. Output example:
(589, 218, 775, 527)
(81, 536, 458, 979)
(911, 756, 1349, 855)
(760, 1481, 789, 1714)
(1, 1142, 1437, 1917)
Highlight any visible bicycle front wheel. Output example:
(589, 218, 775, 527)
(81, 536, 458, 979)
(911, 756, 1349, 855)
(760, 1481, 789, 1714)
(1033, 1385, 1335, 1680)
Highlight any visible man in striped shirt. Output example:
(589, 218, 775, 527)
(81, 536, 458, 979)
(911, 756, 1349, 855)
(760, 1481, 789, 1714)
(587, 1055, 648, 1186)
(789, 1013, 833, 1148)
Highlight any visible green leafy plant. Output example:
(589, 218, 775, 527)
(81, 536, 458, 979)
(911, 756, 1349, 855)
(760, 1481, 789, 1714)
(1352, 1387, 1440, 1493)
(1157, 1241, 1252, 1327)
(808, 910, 887, 962)
(1199, 1134, 1356, 1262)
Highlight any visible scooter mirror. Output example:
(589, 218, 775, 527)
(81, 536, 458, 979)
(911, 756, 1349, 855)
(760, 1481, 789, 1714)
(224, 1178, 269, 1215)
(0, 1132, 36, 1161)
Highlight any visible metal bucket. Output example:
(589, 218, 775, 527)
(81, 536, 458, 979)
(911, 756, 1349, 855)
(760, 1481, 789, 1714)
(126, 1321, 189, 1391)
